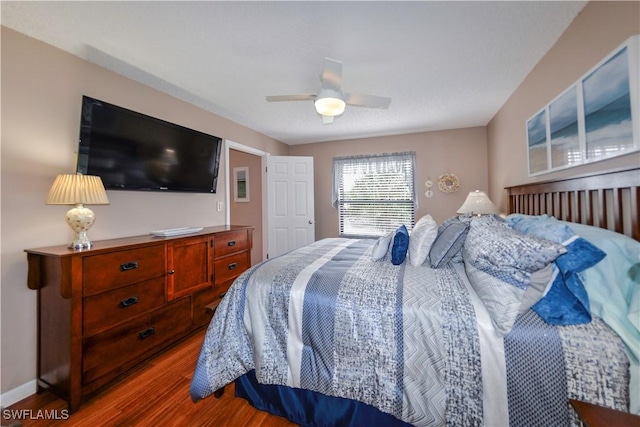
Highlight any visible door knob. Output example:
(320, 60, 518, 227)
(308, 220, 313, 224)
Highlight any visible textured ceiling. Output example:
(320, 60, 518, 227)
(1, 1, 587, 145)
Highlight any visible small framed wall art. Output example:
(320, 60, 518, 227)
(233, 166, 250, 202)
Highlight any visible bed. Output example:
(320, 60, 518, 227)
(190, 167, 639, 426)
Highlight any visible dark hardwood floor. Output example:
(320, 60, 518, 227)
(2, 330, 297, 426)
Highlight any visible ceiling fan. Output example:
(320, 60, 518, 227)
(266, 58, 391, 124)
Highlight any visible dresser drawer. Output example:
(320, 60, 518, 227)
(83, 277, 165, 337)
(214, 230, 248, 258)
(82, 298, 191, 385)
(193, 285, 228, 328)
(214, 252, 249, 285)
(83, 245, 165, 296)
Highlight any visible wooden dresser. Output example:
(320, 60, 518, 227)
(25, 225, 253, 412)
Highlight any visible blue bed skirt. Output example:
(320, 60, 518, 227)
(235, 370, 413, 427)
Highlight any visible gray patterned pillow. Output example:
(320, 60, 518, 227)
(464, 260, 524, 336)
(463, 216, 566, 289)
(429, 216, 470, 268)
(519, 264, 553, 314)
(465, 258, 554, 336)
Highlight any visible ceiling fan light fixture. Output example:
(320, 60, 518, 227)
(266, 58, 390, 121)
(314, 88, 345, 117)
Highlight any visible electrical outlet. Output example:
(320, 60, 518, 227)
(217, 201, 223, 212)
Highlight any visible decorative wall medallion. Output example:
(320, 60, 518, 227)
(437, 173, 460, 193)
(424, 178, 434, 198)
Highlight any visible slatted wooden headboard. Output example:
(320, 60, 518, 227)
(505, 167, 640, 241)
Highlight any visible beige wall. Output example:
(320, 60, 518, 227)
(0, 27, 288, 396)
(487, 1, 640, 210)
(290, 127, 488, 238)
(4, 0, 638, 402)
(229, 149, 263, 264)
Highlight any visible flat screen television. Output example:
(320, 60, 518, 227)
(76, 95, 222, 193)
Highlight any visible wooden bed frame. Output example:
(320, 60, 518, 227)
(505, 167, 639, 241)
(206, 167, 640, 425)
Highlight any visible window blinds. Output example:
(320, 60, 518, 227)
(332, 152, 417, 237)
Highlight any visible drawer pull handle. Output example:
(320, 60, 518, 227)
(228, 262, 237, 270)
(119, 296, 139, 308)
(227, 240, 236, 247)
(138, 327, 155, 340)
(120, 261, 139, 272)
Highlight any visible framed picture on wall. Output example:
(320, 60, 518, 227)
(583, 46, 634, 161)
(527, 109, 549, 175)
(549, 86, 581, 169)
(234, 166, 250, 202)
(526, 35, 639, 176)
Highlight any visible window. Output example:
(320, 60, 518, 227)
(332, 152, 417, 237)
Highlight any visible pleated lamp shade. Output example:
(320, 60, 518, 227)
(456, 190, 499, 216)
(46, 174, 110, 205)
(46, 174, 109, 249)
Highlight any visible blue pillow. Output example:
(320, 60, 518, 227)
(505, 215, 606, 325)
(429, 217, 470, 268)
(557, 220, 640, 333)
(391, 225, 409, 265)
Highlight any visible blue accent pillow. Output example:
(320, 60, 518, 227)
(505, 215, 606, 325)
(391, 225, 409, 265)
(429, 217, 470, 268)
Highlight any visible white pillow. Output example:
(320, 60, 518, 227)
(372, 231, 394, 260)
(409, 214, 438, 266)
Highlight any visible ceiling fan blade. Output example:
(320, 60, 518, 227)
(322, 115, 334, 125)
(320, 58, 342, 91)
(266, 94, 316, 102)
(344, 93, 391, 109)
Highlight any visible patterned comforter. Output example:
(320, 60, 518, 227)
(190, 238, 629, 426)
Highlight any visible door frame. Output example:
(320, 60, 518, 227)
(224, 139, 269, 262)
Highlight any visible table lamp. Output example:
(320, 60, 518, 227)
(456, 190, 499, 216)
(46, 174, 110, 249)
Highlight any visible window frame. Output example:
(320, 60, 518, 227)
(332, 152, 417, 238)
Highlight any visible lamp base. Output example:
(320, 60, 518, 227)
(69, 231, 93, 250)
(65, 204, 95, 250)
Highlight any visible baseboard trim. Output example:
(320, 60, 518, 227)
(0, 380, 36, 408)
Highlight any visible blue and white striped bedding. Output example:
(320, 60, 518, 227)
(190, 238, 629, 426)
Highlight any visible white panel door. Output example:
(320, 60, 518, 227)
(267, 156, 315, 258)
